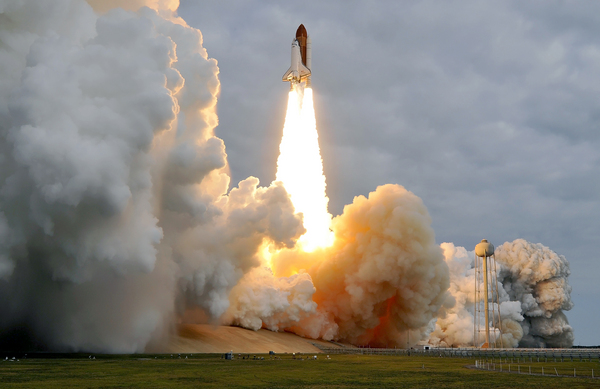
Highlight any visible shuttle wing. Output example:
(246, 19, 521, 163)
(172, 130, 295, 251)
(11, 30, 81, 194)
(282, 62, 311, 82)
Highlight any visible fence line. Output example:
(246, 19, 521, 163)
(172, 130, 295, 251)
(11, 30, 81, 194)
(472, 359, 599, 379)
(312, 344, 600, 361)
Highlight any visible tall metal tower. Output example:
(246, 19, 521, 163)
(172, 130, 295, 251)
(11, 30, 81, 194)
(474, 239, 503, 348)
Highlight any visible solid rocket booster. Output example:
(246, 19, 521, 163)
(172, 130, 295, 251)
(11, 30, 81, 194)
(283, 24, 312, 88)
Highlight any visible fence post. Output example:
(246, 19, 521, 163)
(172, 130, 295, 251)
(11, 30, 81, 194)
(542, 366, 544, 376)
(518, 365, 520, 374)
(529, 366, 531, 375)
(574, 368, 576, 377)
(555, 368, 558, 376)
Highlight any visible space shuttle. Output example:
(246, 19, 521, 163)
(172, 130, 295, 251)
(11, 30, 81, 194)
(282, 24, 311, 88)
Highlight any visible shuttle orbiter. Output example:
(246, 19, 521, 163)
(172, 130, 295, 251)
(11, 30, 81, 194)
(283, 24, 311, 88)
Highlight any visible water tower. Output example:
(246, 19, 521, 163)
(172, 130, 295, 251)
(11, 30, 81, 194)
(473, 239, 503, 348)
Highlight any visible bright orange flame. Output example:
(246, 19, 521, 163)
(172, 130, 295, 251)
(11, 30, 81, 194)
(275, 86, 334, 251)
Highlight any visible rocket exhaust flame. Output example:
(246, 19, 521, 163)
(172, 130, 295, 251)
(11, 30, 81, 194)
(275, 86, 333, 251)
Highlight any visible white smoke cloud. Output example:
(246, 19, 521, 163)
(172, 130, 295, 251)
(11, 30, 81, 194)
(170, 178, 304, 320)
(222, 266, 317, 331)
(0, 0, 303, 352)
(426, 243, 480, 347)
(0, 1, 177, 352)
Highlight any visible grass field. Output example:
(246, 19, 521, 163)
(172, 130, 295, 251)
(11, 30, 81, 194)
(1, 353, 599, 388)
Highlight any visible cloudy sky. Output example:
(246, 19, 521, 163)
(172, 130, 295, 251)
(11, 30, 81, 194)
(177, 0, 599, 346)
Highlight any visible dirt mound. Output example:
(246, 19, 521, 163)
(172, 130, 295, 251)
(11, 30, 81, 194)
(167, 324, 345, 354)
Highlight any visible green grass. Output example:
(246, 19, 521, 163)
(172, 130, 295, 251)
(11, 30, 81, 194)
(0, 354, 599, 388)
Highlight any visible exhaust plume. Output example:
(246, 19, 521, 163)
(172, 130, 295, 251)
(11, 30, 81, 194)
(275, 87, 333, 251)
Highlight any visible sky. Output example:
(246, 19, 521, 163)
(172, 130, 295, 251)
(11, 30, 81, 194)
(176, 0, 599, 346)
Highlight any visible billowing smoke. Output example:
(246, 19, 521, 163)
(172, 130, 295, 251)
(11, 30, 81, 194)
(0, 0, 179, 352)
(0, 0, 574, 352)
(230, 184, 451, 347)
(496, 239, 574, 347)
(427, 239, 574, 348)
(222, 266, 317, 332)
(0, 0, 303, 352)
(305, 184, 450, 347)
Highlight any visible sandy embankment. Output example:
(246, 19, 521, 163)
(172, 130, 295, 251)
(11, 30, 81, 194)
(168, 324, 345, 354)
